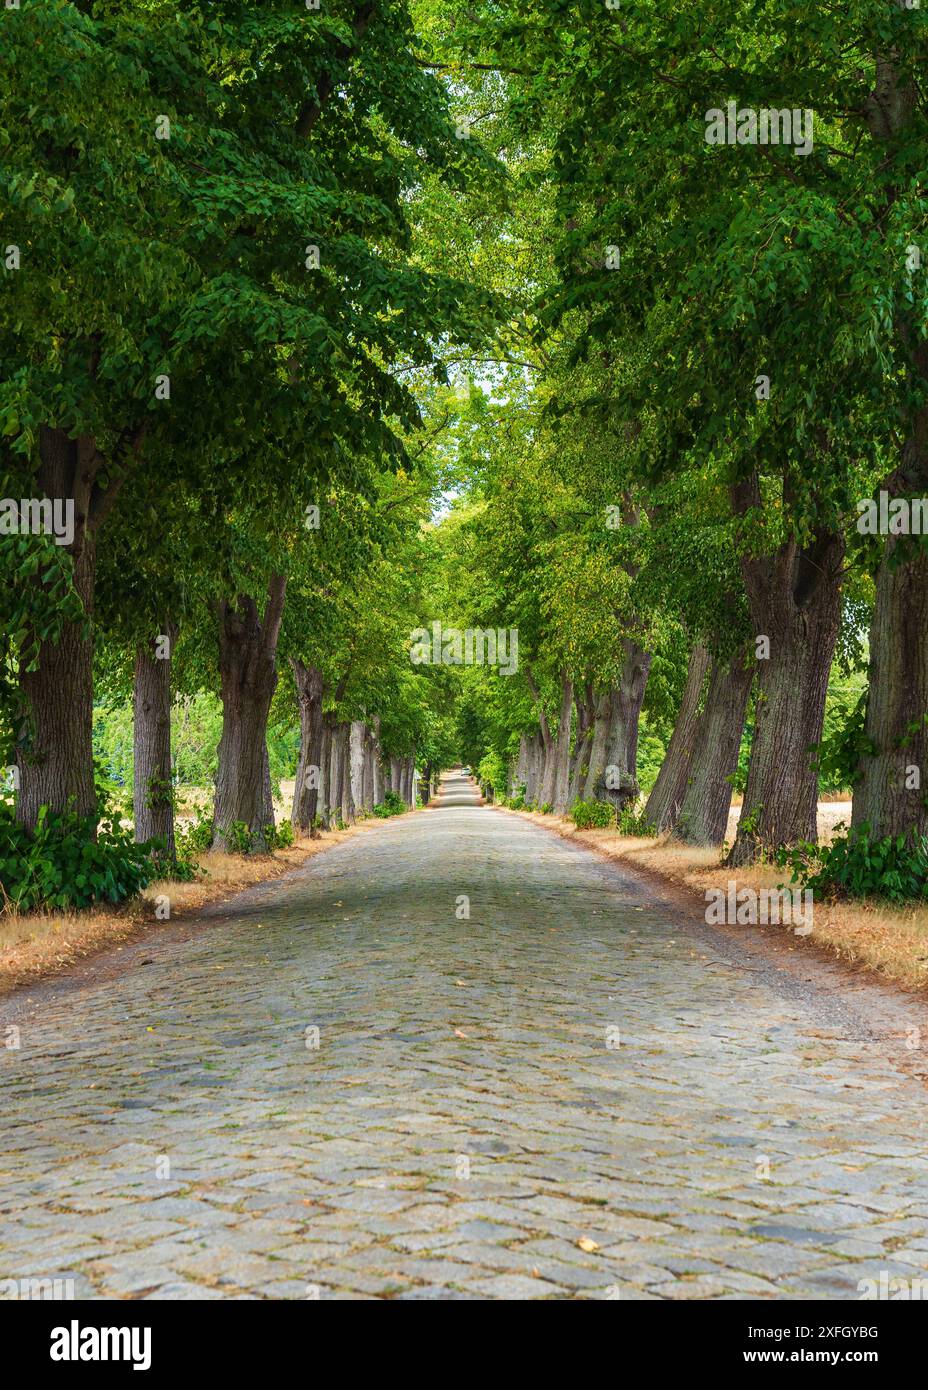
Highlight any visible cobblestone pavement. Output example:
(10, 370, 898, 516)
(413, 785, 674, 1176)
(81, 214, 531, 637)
(2, 773, 928, 1301)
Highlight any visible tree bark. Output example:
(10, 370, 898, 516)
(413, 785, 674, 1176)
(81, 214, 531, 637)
(514, 735, 529, 796)
(583, 691, 613, 801)
(328, 721, 347, 825)
(524, 668, 557, 807)
(852, 520, 928, 841)
(361, 724, 376, 812)
(851, 61, 928, 840)
(567, 685, 595, 806)
(728, 478, 844, 865)
(133, 623, 178, 856)
(212, 576, 286, 852)
(340, 724, 355, 825)
(291, 660, 325, 833)
(673, 653, 753, 846)
(371, 717, 384, 805)
(521, 730, 544, 803)
(15, 428, 100, 829)
(589, 639, 652, 811)
(260, 740, 275, 833)
(645, 644, 711, 832)
(349, 720, 365, 819)
(551, 674, 574, 815)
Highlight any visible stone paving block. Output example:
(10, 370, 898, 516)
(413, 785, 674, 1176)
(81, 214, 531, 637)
(465, 1273, 568, 1299)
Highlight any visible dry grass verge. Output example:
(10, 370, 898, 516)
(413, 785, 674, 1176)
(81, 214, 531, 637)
(505, 810, 928, 993)
(0, 822, 369, 997)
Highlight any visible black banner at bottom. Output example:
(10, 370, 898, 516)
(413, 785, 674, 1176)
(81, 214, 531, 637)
(7, 1295, 919, 1378)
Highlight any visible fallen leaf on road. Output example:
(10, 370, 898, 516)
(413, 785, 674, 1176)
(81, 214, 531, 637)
(454, 1028, 469, 1038)
(577, 1237, 599, 1253)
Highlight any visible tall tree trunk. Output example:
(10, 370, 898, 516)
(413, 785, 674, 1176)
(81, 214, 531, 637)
(316, 714, 332, 827)
(525, 669, 556, 807)
(291, 660, 324, 833)
(611, 637, 652, 779)
(673, 653, 753, 846)
(260, 741, 275, 834)
(521, 730, 544, 803)
(514, 735, 529, 796)
(551, 674, 574, 815)
(340, 725, 355, 825)
(645, 644, 711, 832)
(361, 724, 376, 812)
(348, 720, 365, 819)
(15, 428, 102, 829)
(329, 721, 347, 825)
(591, 639, 652, 811)
(133, 623, 177, 856)
(371, 717, 384, 805)
(851, 62, 928, 840)
(583, 691, 613, 801)
(212, 576, 286, 852)
(567, 685, 594, 806)
(728, 478, 844, 865)
(539, 745, 556, 808)
(340, 724, 353, 823)
(852, 523, 928, 842)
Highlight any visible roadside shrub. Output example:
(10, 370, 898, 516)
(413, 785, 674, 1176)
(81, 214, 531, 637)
(267, 818, 294, 849)
(224, 821, 255, 855)
(0, 801, 156, 913)
(617, 804, 657, 837)
(572, 799, 615, 829)
(175, 811, 214, 858)
(225, 821, 292, 854)
(539, 802, 553, 815)
(776, 824, 928, 904)
(145, 839, 203, 883)
(373, 790, 406, 818)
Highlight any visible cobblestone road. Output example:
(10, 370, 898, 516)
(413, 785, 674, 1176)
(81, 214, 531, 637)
(2, 773, 927, 1300)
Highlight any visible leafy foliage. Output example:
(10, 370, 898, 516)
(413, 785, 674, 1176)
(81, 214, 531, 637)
(777, 825, 928, 904)
(617, 805, 657, 838)
(571, 799, 614, 830)
(175, 811, 214, 860)
(0, 799, 156, 913)
(372, 790, 406, 818)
